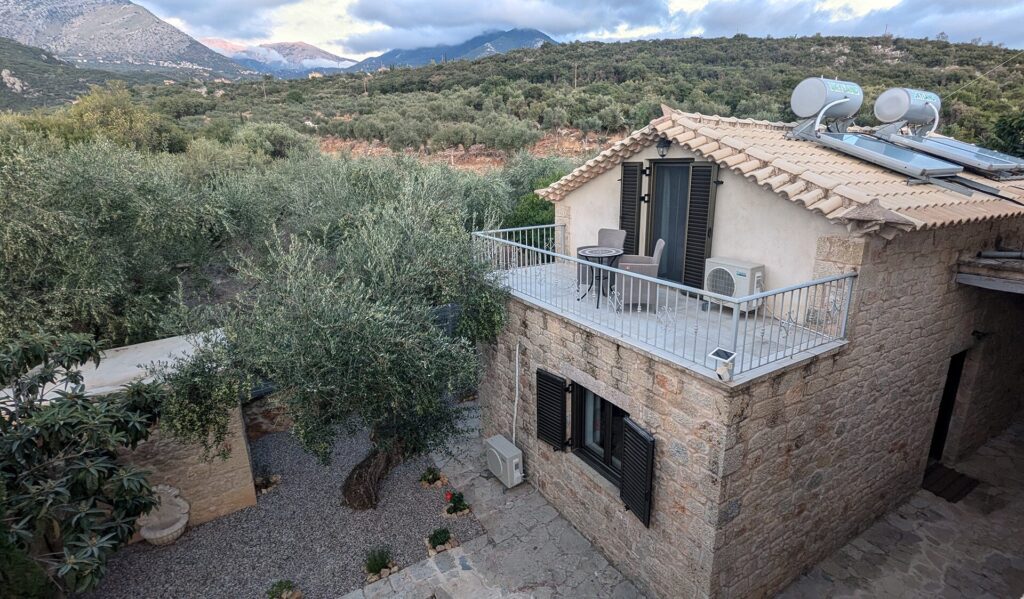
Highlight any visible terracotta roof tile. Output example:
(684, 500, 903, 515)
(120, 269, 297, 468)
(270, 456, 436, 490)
(535, 107, 1024, 232)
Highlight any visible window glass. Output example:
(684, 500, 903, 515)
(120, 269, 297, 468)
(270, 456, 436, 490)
(584, 390, 603, 454)
(574, 384, 630, 485)
(610, 405, 626, 470)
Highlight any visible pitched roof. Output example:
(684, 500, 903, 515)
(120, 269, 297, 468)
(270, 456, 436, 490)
(536, 106, 1024, 235)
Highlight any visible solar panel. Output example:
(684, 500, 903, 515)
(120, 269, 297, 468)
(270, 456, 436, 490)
(886, 135, 1024, 175)
(816, 132, 964, 178)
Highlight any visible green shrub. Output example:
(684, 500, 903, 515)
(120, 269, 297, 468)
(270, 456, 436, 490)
(266, 579, 296, 599)
(233, 122, 317, 159)
(365, 548, 391, 574)
(428, 527, 451, 547)
(0, 538, 57, 599)
(0, 333, 164, 593)
(420, 466, 441, 484)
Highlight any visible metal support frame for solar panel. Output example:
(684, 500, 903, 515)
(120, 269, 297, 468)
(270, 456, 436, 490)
(878, 132, 1024, 181)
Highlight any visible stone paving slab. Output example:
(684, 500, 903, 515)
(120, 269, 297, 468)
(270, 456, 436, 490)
(342, 402, 643, 599)
(781, 418, 1024, 599)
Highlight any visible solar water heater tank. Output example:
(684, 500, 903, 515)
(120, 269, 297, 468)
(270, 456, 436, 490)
(874, 87, 941, 125)
(790, 77, 863, 119)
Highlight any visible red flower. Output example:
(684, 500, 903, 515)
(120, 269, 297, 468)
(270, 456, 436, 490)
(445, 491, 453, 502)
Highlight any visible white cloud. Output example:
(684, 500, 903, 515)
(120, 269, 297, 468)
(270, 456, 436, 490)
(135, 0, 1024, 60)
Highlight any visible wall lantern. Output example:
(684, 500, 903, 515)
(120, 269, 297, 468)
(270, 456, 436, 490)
(656, 137, 672, 158)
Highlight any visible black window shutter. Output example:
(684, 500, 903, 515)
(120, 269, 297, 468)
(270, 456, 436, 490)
(619, 162, 643, 255)
(619, 417, 655, 527)
(536, 369, 567, 451)
(682, 164, 716, 289)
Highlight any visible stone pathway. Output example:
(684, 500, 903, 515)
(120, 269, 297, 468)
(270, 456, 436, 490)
(342, 402, 642, 599)
(781, 418, 1024, 599)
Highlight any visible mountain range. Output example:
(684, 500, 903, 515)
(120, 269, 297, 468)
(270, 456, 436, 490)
(0, 0, 558, 90)
(202, 39, 356, 77)
(349, 28, 556, 72)
(0, 0, 245, 78)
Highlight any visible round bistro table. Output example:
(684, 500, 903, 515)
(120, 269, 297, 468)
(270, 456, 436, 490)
(577, 246, 624, 309)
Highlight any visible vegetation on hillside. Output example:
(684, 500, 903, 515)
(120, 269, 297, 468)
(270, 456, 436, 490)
(133, 35, 1024, 155)
(0, 37, 156, 110)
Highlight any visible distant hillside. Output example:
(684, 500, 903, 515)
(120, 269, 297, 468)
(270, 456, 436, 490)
(350, 28, 555, 72)
(139, 35, 1024, 156)
(0, 0, 245, 78)
(202, 38, 355, 78)
(0, 36, 156, 109)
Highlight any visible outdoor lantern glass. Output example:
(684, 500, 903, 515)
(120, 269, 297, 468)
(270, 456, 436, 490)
(656, 138, 672, 157)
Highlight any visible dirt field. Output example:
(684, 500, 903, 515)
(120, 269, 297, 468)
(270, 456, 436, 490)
(319, 128, 625, 171)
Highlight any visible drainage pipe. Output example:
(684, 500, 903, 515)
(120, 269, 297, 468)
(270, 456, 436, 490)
(512, 340, 520, 446)
(979, 250, 1024, 259)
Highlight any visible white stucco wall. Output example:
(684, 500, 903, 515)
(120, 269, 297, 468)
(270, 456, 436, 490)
(554, 143, 849, 291)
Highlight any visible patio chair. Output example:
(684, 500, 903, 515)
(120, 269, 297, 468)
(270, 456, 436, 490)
(615, 239, 666, 313)
(576, 228, 627, 289)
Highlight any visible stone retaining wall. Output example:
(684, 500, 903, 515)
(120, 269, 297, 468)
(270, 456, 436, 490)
(122, 407, 257, 527)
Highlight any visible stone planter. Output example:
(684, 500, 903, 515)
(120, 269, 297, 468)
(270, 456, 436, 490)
(365, 561, 399, 584)
(420, 474, 448, 489)
(139, 485, 190, 546)
(425, 536, 459, 557)
(441, 507, 471, 519)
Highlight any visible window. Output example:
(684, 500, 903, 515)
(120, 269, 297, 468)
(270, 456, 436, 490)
(534, 369, 656, 527)
(573, 385, 629, 485)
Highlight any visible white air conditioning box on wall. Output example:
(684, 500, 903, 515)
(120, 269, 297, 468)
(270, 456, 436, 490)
(485, 435, 523, 488)
(704, 257, 765, 308)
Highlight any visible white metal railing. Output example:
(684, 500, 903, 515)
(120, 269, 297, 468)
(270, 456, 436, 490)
(474, 224, 856, 379)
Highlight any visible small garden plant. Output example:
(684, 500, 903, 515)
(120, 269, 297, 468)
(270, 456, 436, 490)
(444, 490, 470, 515)
(266, 579, 299, 599)
(429, 527, 451, 547)
(420, 466, 441, 485)
(364, 547, 392, 576)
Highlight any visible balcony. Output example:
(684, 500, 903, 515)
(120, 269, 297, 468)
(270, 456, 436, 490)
(473, 224, 856, 382)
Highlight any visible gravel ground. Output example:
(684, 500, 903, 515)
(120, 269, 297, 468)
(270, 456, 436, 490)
(83, 430, 486, 599)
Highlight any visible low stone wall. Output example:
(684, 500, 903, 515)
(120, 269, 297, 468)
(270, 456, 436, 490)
(243, 394, 294, 441)
(122, 407, 257, 527)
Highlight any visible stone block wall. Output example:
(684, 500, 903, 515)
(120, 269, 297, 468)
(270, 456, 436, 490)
(479, 300, 730, 599)
(711, 219, 1024, 598)
(122, 407, 257, 526)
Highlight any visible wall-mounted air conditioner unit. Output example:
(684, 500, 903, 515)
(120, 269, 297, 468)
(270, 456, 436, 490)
(704, 257, 765, 310)
(485, 435, 523, 488)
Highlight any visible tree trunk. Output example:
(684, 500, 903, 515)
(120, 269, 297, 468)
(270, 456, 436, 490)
(341, 445, 403, 510)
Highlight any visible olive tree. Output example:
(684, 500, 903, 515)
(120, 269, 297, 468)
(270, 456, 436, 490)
(209, 237, 479, 508)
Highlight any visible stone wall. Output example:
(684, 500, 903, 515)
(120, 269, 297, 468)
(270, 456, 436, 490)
(711, 218, 1024, 598)
(479, 299, 729, 599)
(122, 407, 257, 527)
(480, 218, 1024, 599)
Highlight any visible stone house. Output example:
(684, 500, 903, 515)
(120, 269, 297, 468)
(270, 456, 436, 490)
(474, 104, 1024, 598)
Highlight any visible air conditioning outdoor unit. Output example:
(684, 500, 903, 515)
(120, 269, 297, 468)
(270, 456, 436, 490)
(485, 435, 523, 488)
(704, 257, 765, 310)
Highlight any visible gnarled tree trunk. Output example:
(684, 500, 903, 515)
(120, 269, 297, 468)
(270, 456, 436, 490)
(341, 444, 404, 510)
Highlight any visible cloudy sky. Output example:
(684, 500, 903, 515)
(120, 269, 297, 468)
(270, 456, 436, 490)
(136, 0, 1024, 60)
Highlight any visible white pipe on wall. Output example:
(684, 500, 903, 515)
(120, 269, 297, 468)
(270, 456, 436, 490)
(512, 340, 520, 446)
